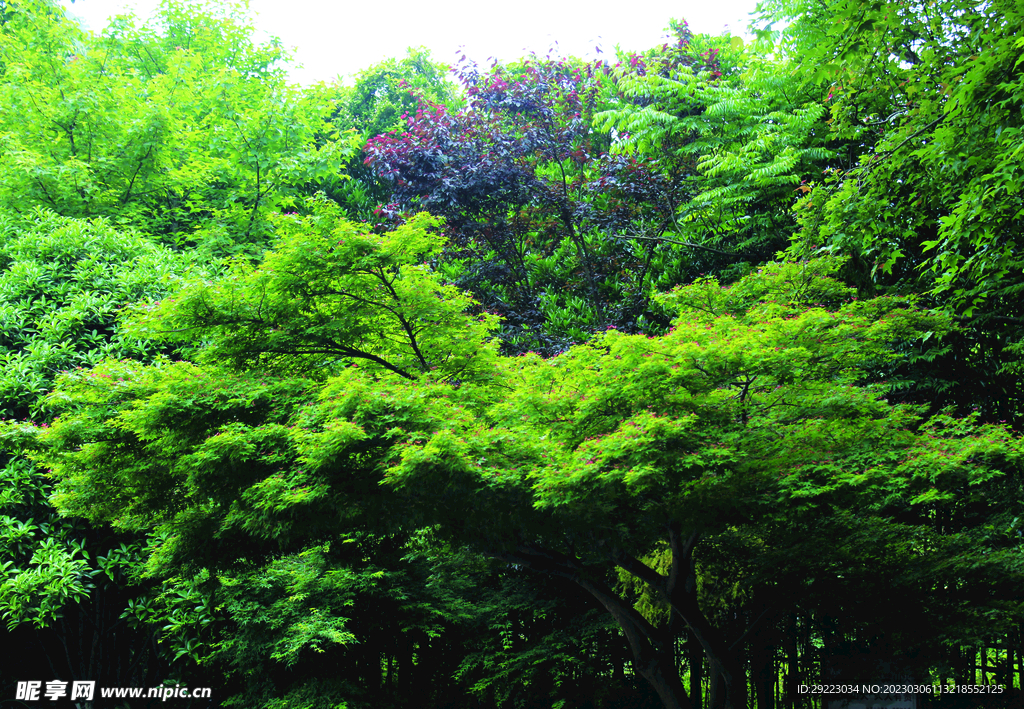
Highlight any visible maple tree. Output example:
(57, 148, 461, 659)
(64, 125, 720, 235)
(25, 250, 1024, 709)
(363, 41, 743, 355)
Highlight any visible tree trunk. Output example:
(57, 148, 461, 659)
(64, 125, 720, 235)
(1018, 626, 1024, 694)
(784, 614, 798, 709)
(709, 661, 726, 709)
(615, 525, 751, 709)
(751, 627, 775, 709)
(663, 526, 748, 709)
(688, 628, 705, 709)
(641, 649, 695, 709)
(501, 546, 692, 709)
(397, 632, 414, 693)
(576, 576, 692, 709)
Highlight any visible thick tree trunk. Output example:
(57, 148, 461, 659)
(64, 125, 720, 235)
(501, 545, 692, 709)
(578, 576, 691, 709)
(643, 655, 694, 709)
(666, 526, 748, 709)
(670, 604, 747, 709)
(613, 525, 751, 709)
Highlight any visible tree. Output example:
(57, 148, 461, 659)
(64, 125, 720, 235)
(3, 203, 507, 709)
(594, 20, 829, 281)
(26, 238, 1024, 708)
(763, 0, 1024, 425)
(364, 45, 749, 355)
(128, 196, 501, 383)
(0, 0, 357, 256)
(389, 260, 1022, 708)
(0, 208, 195, 698)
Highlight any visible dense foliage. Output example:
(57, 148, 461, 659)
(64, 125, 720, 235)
(0, 209, 191, 695)
(773, 0, 1024, 425)
(0, 0, 1022, 708)
(0, 0, 356, 256)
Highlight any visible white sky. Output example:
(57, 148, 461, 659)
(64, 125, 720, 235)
(59, 0, 763, 86)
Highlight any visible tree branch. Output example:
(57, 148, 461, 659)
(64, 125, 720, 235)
(618, 234, 740, 258)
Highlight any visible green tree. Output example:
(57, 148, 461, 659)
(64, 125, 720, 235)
(763, 0, 1024, 424)
(27, 247, 1024, 708)
(129, 197, 501, 382)
(3, 203, 506, 709)
(595, 20, 832, 285)
(0, 0, 357, 256)
(0, 209, 196, 696)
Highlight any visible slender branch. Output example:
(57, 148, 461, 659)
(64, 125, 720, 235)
(854, 114, 945, 188)
(296, 284, 395, 315)
(619, 233, 740, 258)
(256, 344, 417, 380)
(370, 267, 433, 373)
(614, 551, 668, 596)
(121, 144, 154, 206)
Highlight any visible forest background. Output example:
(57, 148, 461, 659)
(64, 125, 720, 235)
(0, 0, 1022, 708)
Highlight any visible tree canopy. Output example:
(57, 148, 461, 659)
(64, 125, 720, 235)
(0, 1, 1022, 708)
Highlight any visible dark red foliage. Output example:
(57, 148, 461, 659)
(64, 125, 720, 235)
(362, 31, 721, 355)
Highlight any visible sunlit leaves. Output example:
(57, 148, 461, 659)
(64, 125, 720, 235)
(0, 209, 187, 420)
(128, 197, 501, 382)
(0, 0, 356, 255)
(596, 23, 832, 279)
